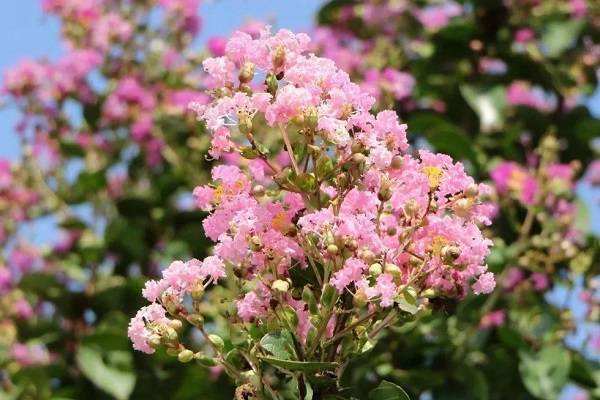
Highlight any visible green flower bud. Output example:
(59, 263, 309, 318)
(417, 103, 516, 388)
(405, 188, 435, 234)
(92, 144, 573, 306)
(369, 263, 383, 276)
(238, 62, 255, 83)
(208, 334, 225, 351)
(271, 279, 290, 292)
(178, 349, 194, 363)
(327, 244, 339, 255)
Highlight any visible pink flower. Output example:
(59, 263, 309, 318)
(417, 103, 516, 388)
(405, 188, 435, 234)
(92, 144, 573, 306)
(472, 272, 496, 295)
(480, 310, 505, 329)
(331, 258, 367, 292)
(530, 273, 549, 292)
(515, 28, 535, 43)
(128, 303, 171, 354)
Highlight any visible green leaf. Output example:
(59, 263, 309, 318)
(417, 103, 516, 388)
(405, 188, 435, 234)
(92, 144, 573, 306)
(369, 380, 411, 400)
(519, 346, 571, 399)
(541, 20, 584, 58)
(75, 345, 135, 400)
(258, 356, 338, 373)
(260, 331, 296, 360)
(396, 294, 418, 315)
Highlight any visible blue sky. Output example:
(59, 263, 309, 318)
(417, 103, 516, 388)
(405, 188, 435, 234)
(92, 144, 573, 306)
(0, 0, 322, 160)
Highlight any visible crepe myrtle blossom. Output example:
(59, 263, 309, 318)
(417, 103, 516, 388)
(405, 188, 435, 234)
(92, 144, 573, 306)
(131, 27, 494, 395)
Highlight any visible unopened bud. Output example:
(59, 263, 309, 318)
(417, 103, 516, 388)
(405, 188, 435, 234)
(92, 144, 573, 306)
(237, 112, 253, 135)
(164, 326, 178, 342)
(148, 334, 161, 348)
(238, 62, 255, 84)
(353, 290, 368, 308)
(187, 313, 204, 327)
(384, 263, 401, 277)
(272, 45, 286, 69)
(351, 152, 366, 165)
(271, 279, 290, 292)
(346, 238, 359, 251)
(391, 155, 403, 169)
(178, 349, 194, 363)
(441, 245, 461, 263)
(378, 185, 392, 202)
(249, 235, 262, 251)
(252, 185, 265, 197)
(351, 141, 364, 154)
(168, 319, 183, 331)
(404, 199, 419, 218)
(208, 334, 225, 351)
(369, 263, 383, 276)
(327, 244, 339, 255)
(265, 73, 278, 96)
(358, 248, 375, 264)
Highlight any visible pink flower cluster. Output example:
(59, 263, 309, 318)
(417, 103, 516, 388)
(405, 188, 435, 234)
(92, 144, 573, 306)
(506, 81, 555, 113)
(131, 27, 495, 356)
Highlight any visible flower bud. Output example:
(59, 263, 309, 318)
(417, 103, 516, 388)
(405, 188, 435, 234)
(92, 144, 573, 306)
(163, 326, 178, 342)
(271, 279, 290, 292)
(351, 141, 364, 154)
(190, 284, 205, 301)
(252, 185, 265, 197)
(238, 113, 253, 135)
(168, 319, 183, 331)
(378, 185, 392, 202)
(238, 62, 255, 84)
(272, 45, 286, 70)
(391, 155, 403, 169)
(441, 245, 461, 263)
(187, 313, 204, 327)
(265, 72, 278, 96)
(358, 248, 375, 264)
(195, 354, 218, 367)
(249, 235, 262, 251)
(351, 152, 366, 165)
(208, 334, 225, 351)
(346, 238, 359, 252)
(178, 349, 194, 363)
(353, 290, 368, 308)
(327, 244, 339, 255)
(148, 334, 161, 348)
(369, 263, 383, 276)
(404, 199, 419, 218)
(384, 263, 401, 278)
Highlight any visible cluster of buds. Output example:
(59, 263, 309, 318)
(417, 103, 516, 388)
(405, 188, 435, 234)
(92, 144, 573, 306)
(490, 135, 587, 276)
(130, 27, 495, 397)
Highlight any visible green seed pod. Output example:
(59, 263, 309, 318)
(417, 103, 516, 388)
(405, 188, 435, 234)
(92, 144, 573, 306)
(178, 349, 194, 363)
